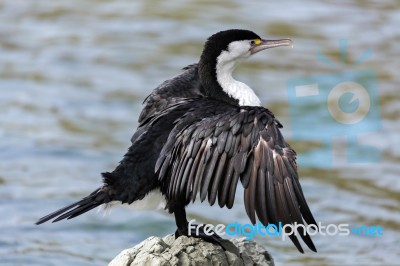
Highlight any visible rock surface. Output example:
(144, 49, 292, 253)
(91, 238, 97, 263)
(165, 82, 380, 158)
(109, 235, 274, 266)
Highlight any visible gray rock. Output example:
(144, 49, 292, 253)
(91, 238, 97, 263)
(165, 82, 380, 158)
(109, 235, 274, 266)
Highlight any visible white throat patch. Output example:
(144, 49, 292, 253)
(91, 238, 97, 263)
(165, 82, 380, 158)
(216, 40, 261, 106)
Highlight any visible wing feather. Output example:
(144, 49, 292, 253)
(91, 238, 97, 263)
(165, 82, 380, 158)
(172, 150, 190, 198)
(284, 178, 317, 252)
(266, 172, 278, 223)
(255, 168, 268, 225)
(226, 169, 240, 209)
(191, 139, 210, 202)
(218, 158, 235, 207)
(179, 157, 194, 196)
(208, 152, 227, 205)
(185, 140, 207, 202)
(240, 152, 253, 188)
(276, 181, 304, 253)
(244, 167, 257, 223)
(200, 148, 220, 202)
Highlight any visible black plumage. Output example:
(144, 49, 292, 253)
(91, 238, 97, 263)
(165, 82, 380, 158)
(36, 29, 317, 253)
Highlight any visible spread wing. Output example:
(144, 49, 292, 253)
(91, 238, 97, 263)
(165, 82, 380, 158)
(156, 106, 317, 252)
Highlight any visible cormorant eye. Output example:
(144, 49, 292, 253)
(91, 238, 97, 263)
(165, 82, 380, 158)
(251, 39, 262, 46)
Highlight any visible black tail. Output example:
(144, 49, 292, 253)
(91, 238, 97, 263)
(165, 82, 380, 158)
(36, 187, 111, 225)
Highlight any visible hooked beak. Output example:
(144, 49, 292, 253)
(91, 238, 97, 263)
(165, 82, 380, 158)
(250, 39, 293, 54)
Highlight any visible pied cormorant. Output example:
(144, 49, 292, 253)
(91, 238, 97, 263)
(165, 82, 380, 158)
(36, 29, 317, 253)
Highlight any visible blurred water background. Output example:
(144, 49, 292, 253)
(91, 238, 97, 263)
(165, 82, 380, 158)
(0, 0, 399, 265)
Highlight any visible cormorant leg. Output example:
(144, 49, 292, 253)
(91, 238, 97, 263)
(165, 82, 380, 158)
(173, 207, 224, 248)
(174, 207, 188, 238)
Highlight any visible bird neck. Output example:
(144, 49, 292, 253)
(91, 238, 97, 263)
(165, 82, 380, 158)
(215, 59, 261, 107)
(198, 57, 261, 107)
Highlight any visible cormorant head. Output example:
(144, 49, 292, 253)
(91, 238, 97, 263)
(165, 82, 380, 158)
(198, 29, 293, 106)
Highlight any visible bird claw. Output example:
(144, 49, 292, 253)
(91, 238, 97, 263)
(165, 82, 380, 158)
(175, 223, 226, 250)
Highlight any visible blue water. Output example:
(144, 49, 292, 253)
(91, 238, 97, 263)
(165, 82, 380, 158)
(1, 0, 399, 265)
